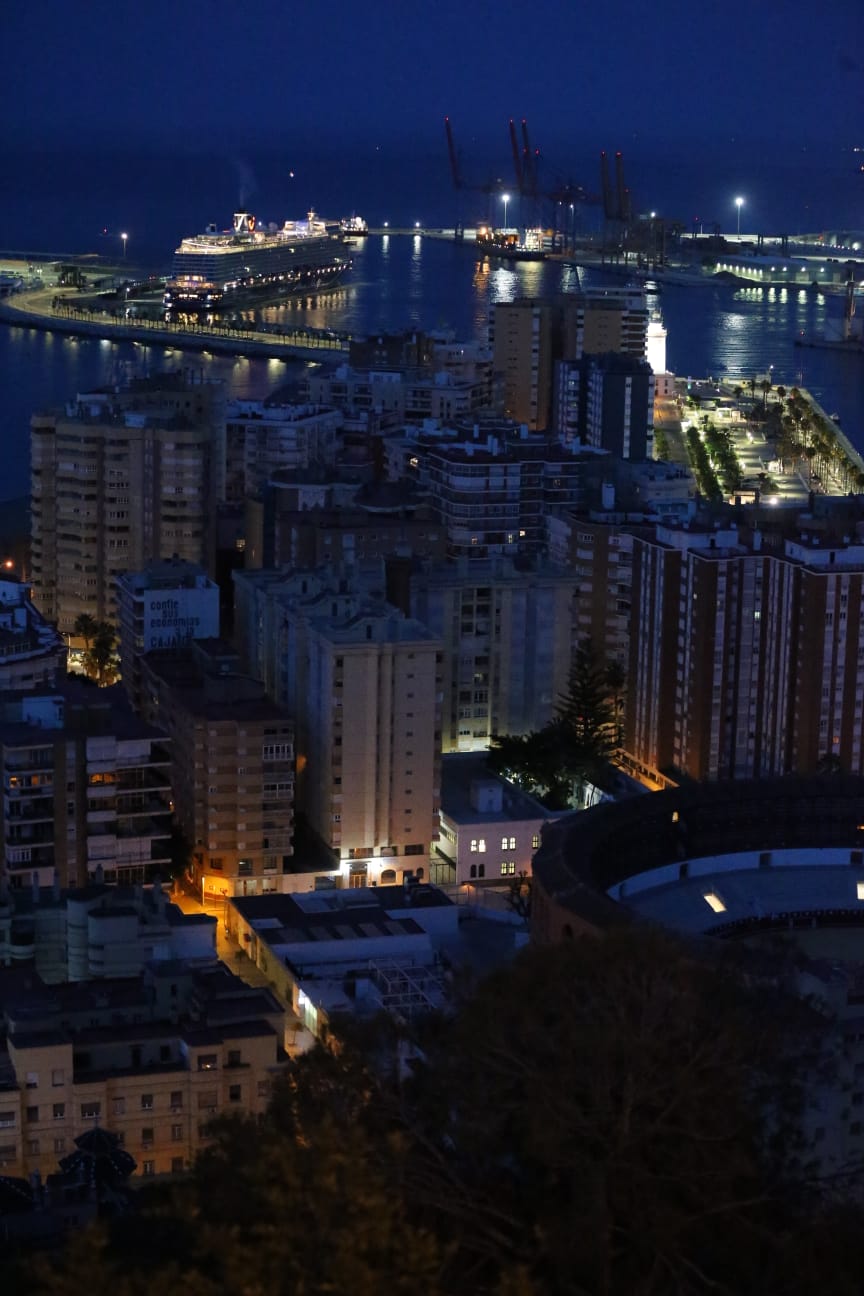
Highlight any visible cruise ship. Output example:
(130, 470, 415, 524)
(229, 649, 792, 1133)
(163, 210, 351, 313)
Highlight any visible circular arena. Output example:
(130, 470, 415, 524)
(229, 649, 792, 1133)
(530, 776, 864, 944)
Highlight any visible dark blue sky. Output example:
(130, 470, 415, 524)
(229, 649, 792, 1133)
(3, 0, 862, 156)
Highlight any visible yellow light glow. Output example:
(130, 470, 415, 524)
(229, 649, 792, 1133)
(703, 891, 726, 914)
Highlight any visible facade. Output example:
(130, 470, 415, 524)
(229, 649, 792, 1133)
(0, 578, 66, 691)
(139, 640, 294, 902)
(224, 401, 342, 502)
(491, 299, 555, 430)
(232, 565, 442, 875)
(437, 753, 556, 884)
(410, 559, 579, 752)
(0, 684, 172, 892)
(492, 291, 649, 434)
(30, 373, 225, 641)
(0, 960, 284, 1180)
(116, 559, 220, 711)
(305, 363, 489, 426)
(244, 481, 446, 574)
(554, 353, 655, 458)
(422, 440, 592, 558)
(0, 881, 215, 982)
(626, 519, 864, 781)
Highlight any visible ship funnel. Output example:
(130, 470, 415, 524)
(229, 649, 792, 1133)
(233, 212, 256, 235)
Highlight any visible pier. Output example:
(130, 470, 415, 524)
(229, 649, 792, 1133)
(0, 287, 352, 361)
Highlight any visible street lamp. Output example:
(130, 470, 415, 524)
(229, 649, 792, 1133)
(501, 192, 510, 230)
(121, 232, 128, 259)
(734, 197, 744, 237)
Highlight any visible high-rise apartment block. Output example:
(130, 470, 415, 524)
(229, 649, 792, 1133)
(492, 290, 649, 433)
(139, 640, 294, 902)
(554, 353, 655, 458)
(626, 520, 864, 781)
(0, 684, 172, 891)
(31, 373, 224, 640)
(410, 559, 579, 752)
(116, 559, 220, 711)
(232, 566, 442, 878)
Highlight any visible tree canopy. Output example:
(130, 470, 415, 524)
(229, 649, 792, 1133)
(489, 638, 620, 807)
(25, 927, 864, 1296)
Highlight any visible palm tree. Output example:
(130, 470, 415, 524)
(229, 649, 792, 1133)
(85, 622, 117, 686)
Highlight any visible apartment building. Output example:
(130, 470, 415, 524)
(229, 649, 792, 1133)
(31, 372, 224, 640)
(0, 960, 284, 1181)
(554, 352, 655, 458)
(491, 290, 649, 433)
(626, 520, 864, 781)
(224, 400, 342, 502)
(116, 559, 220, 711)
(0, 683, 172, 891)
(0, 880, 215, 982)
(305, 363, 489, 426)
(232, 565, 442, 876)
(139, 640, 294, 902)
(0, 577, 66, 691)
(410, 558, 579, 752)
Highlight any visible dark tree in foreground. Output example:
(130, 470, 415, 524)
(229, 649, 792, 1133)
(490, 639, 620, 807)
(26, 929, 864, 1296)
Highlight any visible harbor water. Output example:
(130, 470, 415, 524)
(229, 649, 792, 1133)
(0, 234, 862, 505)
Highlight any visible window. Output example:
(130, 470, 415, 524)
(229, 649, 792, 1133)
(53, 1137, 66, 1153)
(0, 1112, 15, 1129)
(52, 1103, 65, 1120)
(501, 835, 516, 851)
(469, 838, 487, 853)
(197, 1055, 218, 1072)
(142, 1160, 155, 1176)
(227, 1050, 242, 1068)
(141, 1094, 154, 1111)
(171, 1156, 185, 1174)
(229, 1084, 242, 1103)
(113, 1097, 126, 1116)
(27, 1138, 40, 1157)
(197, 1091, 218, 1112)
(171, 1124, 184, 1142)
(80, 1101, 101, 1120)
(52, 1069, 64, 1087)
(25, 1072, 38, 1089)
(532, 834, 541, 850)
(142, 1128, 154, 1147)
(0, 1146, 16, 1166)
(170, 1091, 183, 1111)
(26, 1106, 39, 1124)
(500, 861, 516, 876)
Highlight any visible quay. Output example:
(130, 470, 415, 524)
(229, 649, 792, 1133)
(0, 286, 352, 361)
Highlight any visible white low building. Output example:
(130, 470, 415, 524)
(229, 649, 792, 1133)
(437, 754, 559, 885)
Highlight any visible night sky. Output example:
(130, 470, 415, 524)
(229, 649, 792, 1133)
(3, 0, 861, 156)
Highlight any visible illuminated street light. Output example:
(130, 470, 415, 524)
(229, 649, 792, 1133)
(121, 232, 128, 259)
(501, 192, 510, 230)
(414, 221, 421, 229)
(734, 197, 744, 237)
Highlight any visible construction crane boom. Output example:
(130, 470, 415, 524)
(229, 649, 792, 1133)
(509, 118, 523, 193)
(444, 117, 461, 190)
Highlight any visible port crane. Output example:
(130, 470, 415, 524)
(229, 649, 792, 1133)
(444, 117, 600, 245)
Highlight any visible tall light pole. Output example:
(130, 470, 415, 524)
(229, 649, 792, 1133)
(501, 192, 510, 230)
(735, 197, 744, 237)
(121, 232, 128, 259)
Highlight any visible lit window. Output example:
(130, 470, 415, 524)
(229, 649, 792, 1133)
(532, 834, 541, 850)
(477, 838, 486, 853)
(703, 892, 726, 914)
(856, 882, 864, 901)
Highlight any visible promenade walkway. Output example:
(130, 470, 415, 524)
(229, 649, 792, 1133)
(0, 287, 352, 361)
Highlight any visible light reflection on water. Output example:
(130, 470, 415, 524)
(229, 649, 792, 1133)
(1, 234, 862, 502)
